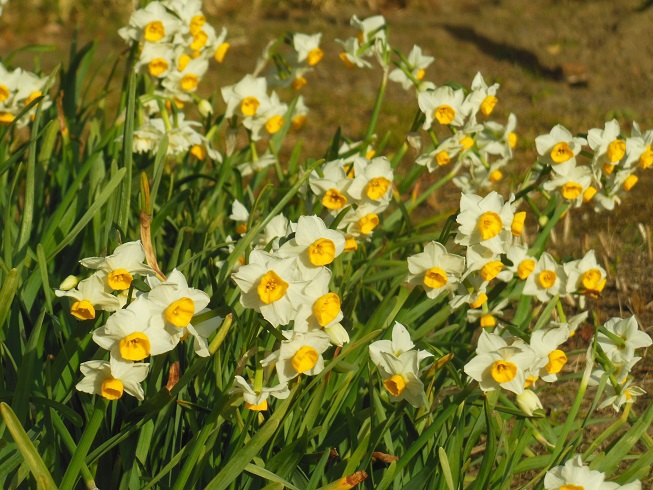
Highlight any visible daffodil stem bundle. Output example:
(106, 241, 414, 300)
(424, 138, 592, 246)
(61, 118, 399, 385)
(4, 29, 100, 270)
(59, 397, 108, 490)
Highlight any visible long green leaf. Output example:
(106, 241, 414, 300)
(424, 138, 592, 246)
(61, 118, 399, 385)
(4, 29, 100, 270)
(0, 402, 57, 489)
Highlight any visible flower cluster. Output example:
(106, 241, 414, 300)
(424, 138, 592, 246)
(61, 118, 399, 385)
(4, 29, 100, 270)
(589, 316, 652, 412)
(230, 214, 352, 410)
(536, 120, 653, 212)
(60, 241, 218, 401)
(414, 74, 517, 193)
(308, 153, 394, 245)
(369, 322, 433, 408)
(120, 0, 229, 105)
(0, 61, 51, 128)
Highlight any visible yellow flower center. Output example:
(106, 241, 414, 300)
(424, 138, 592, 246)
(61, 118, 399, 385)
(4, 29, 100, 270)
(322, 188, 348, 210)
(424, 267, 448, 289)
(190, 144, 206, 161)
(583, 186, 597, 203)
(365, 149, 376, 159)
(508, 132, 518, 148)
(27, 91, 44, 106)
(144, 21, 165, 42)
(313, 292, 341, 326)
(119, 332, 151, 361)
(478, 211, 503, 240)
(344, 236, 358, 252)
(561, 182, 583, 200)
(480, 314, 496, 327)
(0, 85, 9, 102)
(560, 486, 584, 490)
(0, 113, 15, 125)
(190, 30, 209, 51)
(148, 58, 169, 76)
(236, 223, 248, 235)
(107, 268, 133, 290)
(165, 297, 195, 327)
(416, 68, 426, 80)
(292, 346, 319, 373)
(640, 146, 653, 169)
(538, 270, 557, 289)
(215, 42, 230, 63)
(339, 52, 355, 68)
(246, 400, 268, 411)
(524, 375, 538, 388)
(491, 360, 517, 383)
(434, 105, 455, 125)
(481, 261, 504, 281)
(517, 259, 536, 280)
(511, 211, 526, 237)
(70, 300, 96, 320)
(489, 169, 503, 182)
(602, 163, 614, 175)
(480, 95, 498, 116)
(241, 96, 260, 116)
(189, 14, 206, 36)
(307, 47, 324, 66)
(470, 293, 488, 309)
(581, 268, 602, 291)
(460, 136, 474, 149)
(291, 76, 307, 91)
(257, 270, 289, 304)
(546, 349, 567, 374)
(181, 74, 199, 92)
(265, 115, 284, 134)
(177, 54, 191, 72)
(101, 377, 124, 400)
(436, 151, 450, 167)
(292, 114, 307, 131)
(607, 139, 626, 163)
(623, 174, 638, 191)
(550, 142, 574, 163)
(358, 214, 379, 234)
(365, 177, 392, 200)
(383, 374, 407, 396)
(308, 238, 337, 266)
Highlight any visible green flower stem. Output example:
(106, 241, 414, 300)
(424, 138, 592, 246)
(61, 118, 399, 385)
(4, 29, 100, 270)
(59, 397, 108, 489)
(363, 68, 388, 154)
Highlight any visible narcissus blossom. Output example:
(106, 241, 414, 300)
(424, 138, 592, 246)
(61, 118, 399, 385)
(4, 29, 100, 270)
(278, 215, 346, 270)
(418, 85, 467, 129)
(76, 357, 149, 401)
(598, 316, 652, 365)
(261, 330, 331, 384)
(522, 252, 567, 302)
(406, 241, 465, 299)
(230, 376, 290, 411)
(55, 274, 122, 320)
(80, 241, 156, 291)
(369, 322, 433, 408)
(93, 297, 178, 362)
(232, 250, 307, 327)
(455, 191, 516, 254)
(544, 455, 640, 489)
(535, 124, 586, 176)
(463, 331, 537, 395)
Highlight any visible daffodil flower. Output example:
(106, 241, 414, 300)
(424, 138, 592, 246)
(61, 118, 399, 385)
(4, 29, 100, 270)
(76, 357, 149, 401)
(55, 274, 122, 320)
(80, 241, 156, 291)
(261, 330, 331, 384)
(93, 297, 178, 362)
(406, 241, 465, 299)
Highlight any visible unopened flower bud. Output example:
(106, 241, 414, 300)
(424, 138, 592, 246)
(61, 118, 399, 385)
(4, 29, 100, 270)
(516, 389, 544, 417)
(325, 323, 350, 346)
(59, 275, 79, 291)
(538, 215, 549, 227)
(198, 99, 213, 118)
